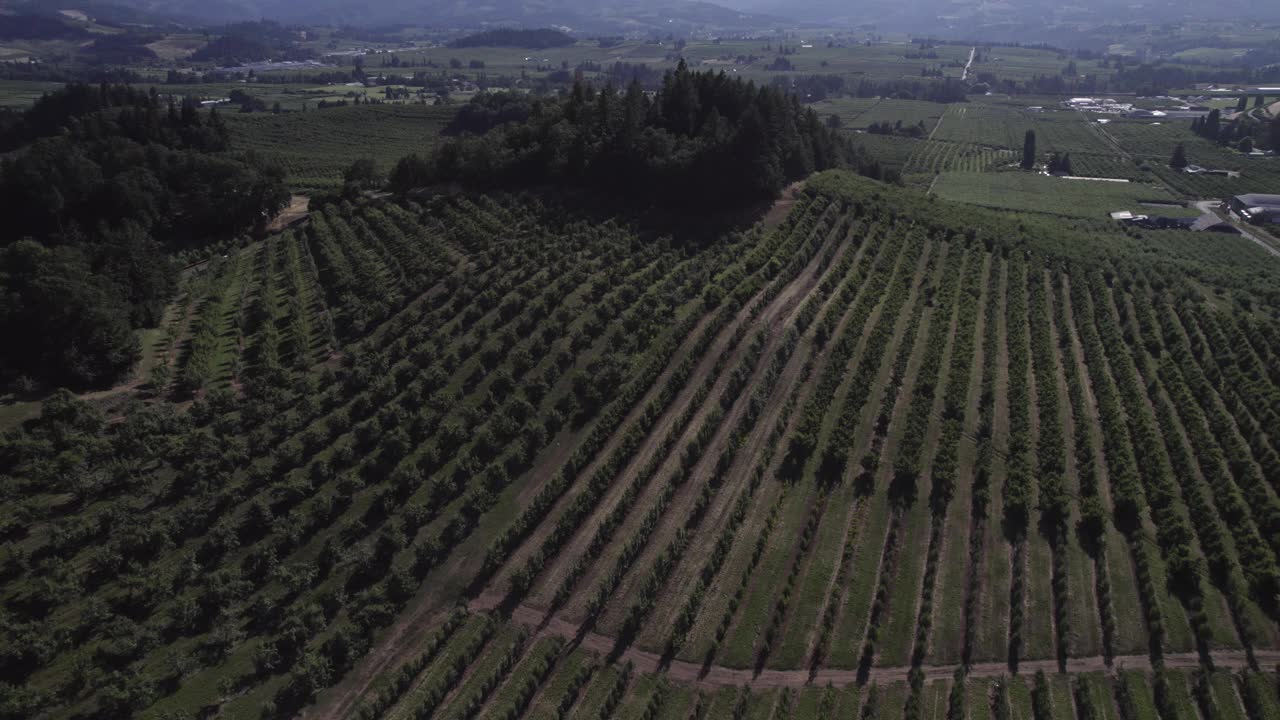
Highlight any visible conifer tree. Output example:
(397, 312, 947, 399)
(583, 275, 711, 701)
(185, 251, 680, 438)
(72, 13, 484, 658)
(1021, 129, 1037, 170)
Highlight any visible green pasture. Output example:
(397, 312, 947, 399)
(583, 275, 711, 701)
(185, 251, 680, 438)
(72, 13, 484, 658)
(221, 103, 455, 190)
(930, 171, 1194, 218)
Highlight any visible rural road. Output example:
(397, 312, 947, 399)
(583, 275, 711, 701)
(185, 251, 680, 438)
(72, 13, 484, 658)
(961, 47, 976, 82)
(1193, 200, 1280, 260)
(472, 598, 1279, 689)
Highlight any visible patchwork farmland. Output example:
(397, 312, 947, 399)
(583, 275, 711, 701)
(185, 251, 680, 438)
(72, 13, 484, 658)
(4, 173, 1280, 719)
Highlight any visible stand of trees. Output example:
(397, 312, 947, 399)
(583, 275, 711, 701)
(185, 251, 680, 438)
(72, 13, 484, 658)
(0, 83, 289, 389)
(448, 28, 575, 49)
(1046, 152, 1073, 175)
(189, 21, 314, 65)
(1193, 107, 1280, 152)
(866, 119, 928, 138)
(392, 62, 893, 209)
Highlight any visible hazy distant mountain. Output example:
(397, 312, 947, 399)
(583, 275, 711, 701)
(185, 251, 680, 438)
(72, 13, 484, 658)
(718, 0, 1280, 36)
(14, 0, 784, 31)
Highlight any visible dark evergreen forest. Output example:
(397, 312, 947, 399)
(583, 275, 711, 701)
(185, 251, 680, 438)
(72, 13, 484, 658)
(390, 62, 896, 208)
(0, 84, 290, 389)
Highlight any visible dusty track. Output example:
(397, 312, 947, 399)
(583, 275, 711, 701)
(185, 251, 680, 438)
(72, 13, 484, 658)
(267, 194, 312, 233)
(479, 600, 1278, 689)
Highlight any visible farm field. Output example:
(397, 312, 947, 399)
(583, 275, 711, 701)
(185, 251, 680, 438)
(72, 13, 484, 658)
(221, 104, 457, 190)
(904, 140, 1015, 175)
(930, 172, 1197, 218)
(932, 103, 1115, 157)
(3, 170, 1280, 720)
(0, 79, 63, 107)
(1094, 119, 1280, 197)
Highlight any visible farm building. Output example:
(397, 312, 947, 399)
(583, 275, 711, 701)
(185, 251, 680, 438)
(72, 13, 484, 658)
(1226, 193, 1280, 224)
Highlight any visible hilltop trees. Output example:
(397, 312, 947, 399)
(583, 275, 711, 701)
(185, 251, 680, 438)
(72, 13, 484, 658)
(0, 240, 143, 387)
(448, 28, 574, 49)
(0, 83, 289, 389)
(1021, 130, 1037, 169)
(390, 62, 890, 208)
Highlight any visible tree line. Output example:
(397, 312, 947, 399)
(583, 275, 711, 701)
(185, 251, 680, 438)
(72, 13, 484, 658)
(390, 62, 896, 209)
(1190, 107, 1280, 154)
(0, 83, 289, 389)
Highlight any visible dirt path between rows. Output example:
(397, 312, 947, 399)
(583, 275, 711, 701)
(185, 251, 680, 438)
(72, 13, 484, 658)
(762, 182, 807, 229)
(482, 600, 1278, 689)
(586, 224, 852, 631)
(267, 194, 312, 233)
(310, 216, 833, 720)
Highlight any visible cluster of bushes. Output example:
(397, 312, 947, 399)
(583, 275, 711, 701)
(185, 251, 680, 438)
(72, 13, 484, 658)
(848, 77, 970, 103)
(181, 262, 240, 393)
(595, 661, 633, 719)
(866, 120, 929, 139)
(550, 221, 832, 618)
(945, 669, 966, 720)
(613, 320, 803, 647)
(256, 206, 658, 716)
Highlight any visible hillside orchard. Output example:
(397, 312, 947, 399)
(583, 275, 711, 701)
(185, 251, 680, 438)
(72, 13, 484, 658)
(2, 172, 1280, 719)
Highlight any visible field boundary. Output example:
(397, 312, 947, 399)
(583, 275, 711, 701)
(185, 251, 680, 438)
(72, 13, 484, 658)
(472, 600, 1279, 689)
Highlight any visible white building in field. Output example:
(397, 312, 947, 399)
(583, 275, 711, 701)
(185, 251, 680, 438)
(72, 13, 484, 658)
(1063, 97, 1134, 114)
